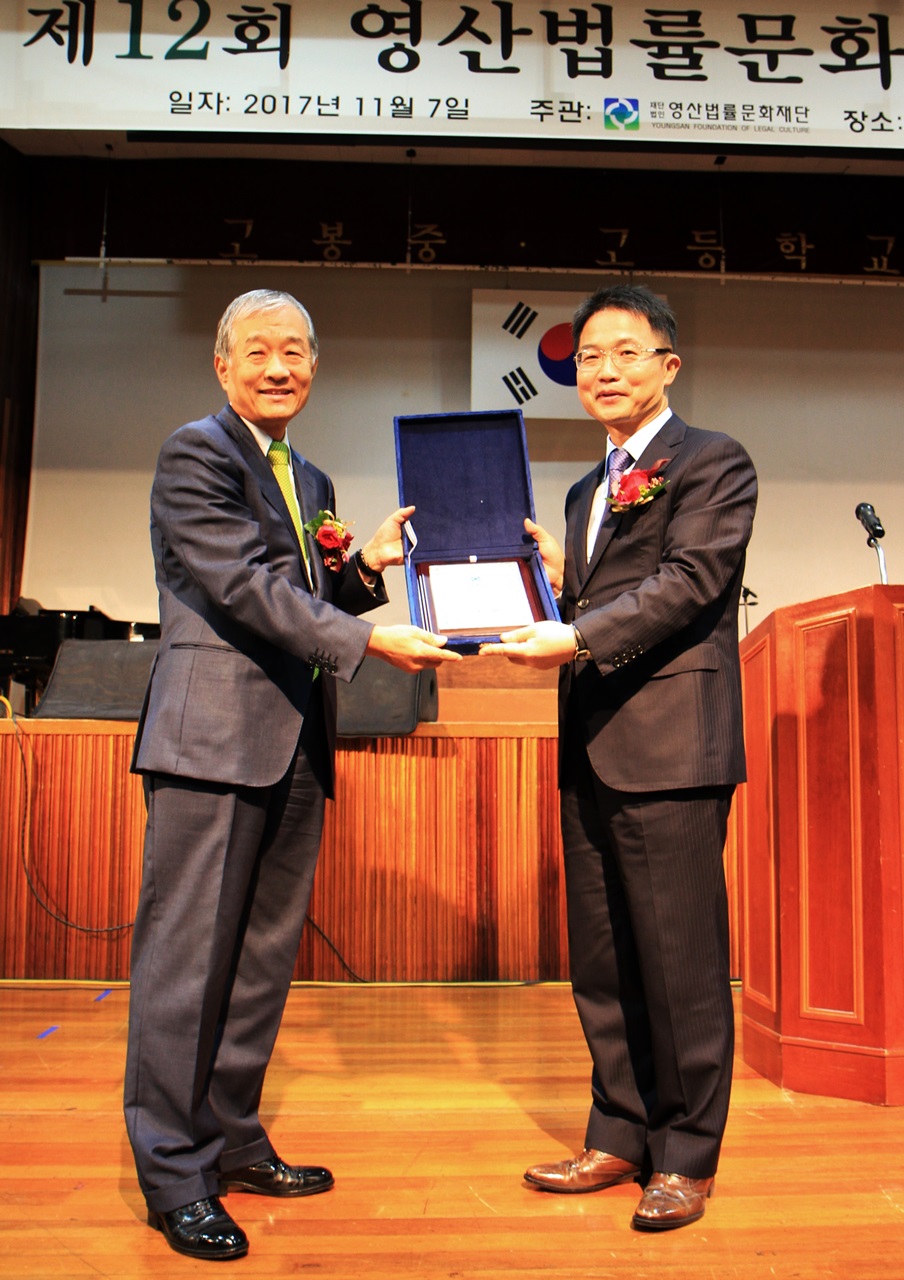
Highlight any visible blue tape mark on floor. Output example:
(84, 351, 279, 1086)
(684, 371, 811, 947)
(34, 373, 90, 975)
(94, 990, 112, 1001)
(37, 1026, 59, 1039)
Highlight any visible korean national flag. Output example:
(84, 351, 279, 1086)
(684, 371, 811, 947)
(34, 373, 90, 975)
(470, 289, 587, 419)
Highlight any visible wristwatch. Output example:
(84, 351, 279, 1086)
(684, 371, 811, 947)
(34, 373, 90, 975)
(356, 548, 379, 578)
(572, 625, 592, 662)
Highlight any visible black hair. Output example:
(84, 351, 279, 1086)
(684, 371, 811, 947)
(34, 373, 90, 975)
(571, 284, 677, 351)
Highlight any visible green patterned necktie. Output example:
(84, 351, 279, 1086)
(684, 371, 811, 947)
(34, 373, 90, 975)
(267, 438, 312, 585)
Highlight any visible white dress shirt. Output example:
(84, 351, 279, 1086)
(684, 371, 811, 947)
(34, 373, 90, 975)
(585, 406, 673, 560)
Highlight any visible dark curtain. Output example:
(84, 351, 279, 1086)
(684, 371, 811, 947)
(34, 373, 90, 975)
(0, 140, 38, 615)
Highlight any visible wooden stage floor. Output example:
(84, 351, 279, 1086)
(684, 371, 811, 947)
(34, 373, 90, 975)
(2, 981, 903, 1279)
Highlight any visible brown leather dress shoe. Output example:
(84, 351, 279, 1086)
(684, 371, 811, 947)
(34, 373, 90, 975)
(220, 1154, 334, 1197)
(631, 1172, 715, 1230)
(524, 1148, 641, 1193)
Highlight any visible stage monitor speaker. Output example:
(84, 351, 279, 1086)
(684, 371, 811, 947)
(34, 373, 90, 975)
(32, 641, 436, 733)
(336, 654, 438, 737)
(31, 639, 157, 720)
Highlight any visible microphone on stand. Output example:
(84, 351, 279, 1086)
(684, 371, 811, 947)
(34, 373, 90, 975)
(855, 502, 885, 540)
(854, 503, 889, 584)
(740, 585, 758, 636)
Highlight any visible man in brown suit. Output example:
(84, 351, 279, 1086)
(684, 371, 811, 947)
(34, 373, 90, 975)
(482, 284, 757, 1230)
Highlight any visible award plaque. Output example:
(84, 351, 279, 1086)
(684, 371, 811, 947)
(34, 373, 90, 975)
(394, 410, 560, 654)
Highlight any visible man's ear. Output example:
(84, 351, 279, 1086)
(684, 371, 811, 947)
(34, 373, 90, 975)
(663, 353, 681, 386)
(213, 353, 229, 391)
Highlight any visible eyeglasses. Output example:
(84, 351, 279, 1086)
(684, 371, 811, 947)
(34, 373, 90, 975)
(574, 345, 673, 372)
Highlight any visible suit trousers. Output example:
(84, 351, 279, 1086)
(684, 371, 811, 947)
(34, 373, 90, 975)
(560, 737, 734, 1179)
(124, 699, 327, 1214)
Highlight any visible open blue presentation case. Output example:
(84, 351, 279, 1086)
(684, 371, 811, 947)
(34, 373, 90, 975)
(394, 409, 560, 655)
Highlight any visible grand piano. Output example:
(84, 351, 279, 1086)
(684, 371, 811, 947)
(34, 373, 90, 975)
(0, 599, 160, 715)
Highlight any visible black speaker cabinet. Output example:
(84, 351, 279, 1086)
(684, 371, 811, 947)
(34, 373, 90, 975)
(336, 654, 438, 737)
(31, 639, 157, 720)
(32, 640, 437, 735)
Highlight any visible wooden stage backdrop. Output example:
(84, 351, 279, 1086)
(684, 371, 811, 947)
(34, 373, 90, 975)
(0, 660, 742, 983)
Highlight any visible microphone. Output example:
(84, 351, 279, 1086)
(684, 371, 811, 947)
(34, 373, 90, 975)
(855, 503, 885, 540)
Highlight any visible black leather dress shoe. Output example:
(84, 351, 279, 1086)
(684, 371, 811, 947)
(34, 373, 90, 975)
(221, 1154, 334, 1197)
(148, 1196, 248, 1260)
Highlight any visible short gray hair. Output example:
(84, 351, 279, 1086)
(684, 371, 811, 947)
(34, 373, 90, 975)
(214, 289, 319, 362)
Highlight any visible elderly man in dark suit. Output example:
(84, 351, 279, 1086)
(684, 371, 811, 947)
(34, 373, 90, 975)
(482, 284, 757, 1231)
(124, 288, 459, 1261)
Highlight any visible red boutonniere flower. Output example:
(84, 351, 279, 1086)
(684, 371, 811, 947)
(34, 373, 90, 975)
(606, 459, 671, 514)
(303, 509, 354, 572)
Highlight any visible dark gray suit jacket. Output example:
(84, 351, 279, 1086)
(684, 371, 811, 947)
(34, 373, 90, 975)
(559, 412, 758, 793)
(132, 405, 384, 795)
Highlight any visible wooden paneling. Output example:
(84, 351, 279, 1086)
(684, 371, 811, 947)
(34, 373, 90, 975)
(0, 720, 573, 983)
(797, 612, 863, 1023)
(739, 585, 904, 1104)
(301, 734, 567, 983)
(0, 715, 741, 985)
(739, 633, 778, 1018)
(0, 721, 144, 980)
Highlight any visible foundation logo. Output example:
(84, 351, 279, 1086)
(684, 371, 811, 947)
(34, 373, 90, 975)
(604, 98, 640, 131)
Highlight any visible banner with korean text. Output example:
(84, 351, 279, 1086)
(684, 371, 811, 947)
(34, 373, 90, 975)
(1, 0, 903, 151)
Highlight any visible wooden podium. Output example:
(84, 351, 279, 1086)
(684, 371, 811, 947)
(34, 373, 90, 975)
(738, 584, 904, 1104)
